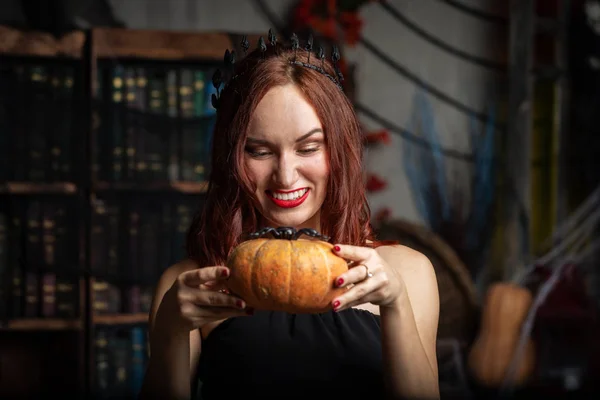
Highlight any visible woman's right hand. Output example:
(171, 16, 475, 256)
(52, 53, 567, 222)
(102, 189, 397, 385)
(164, 265, 252, 332)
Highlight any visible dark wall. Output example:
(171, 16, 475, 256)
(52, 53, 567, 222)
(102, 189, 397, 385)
(0, 0, 124, 37)
(568, 0, 600, 204)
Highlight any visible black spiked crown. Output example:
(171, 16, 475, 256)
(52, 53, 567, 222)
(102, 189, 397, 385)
(210, 30, 345, 110)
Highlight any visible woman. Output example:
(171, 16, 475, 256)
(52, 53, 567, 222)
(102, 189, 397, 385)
(140, 34, 440, 400)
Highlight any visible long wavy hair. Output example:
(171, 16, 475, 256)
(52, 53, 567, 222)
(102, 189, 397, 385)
(186, 41, 382, 268)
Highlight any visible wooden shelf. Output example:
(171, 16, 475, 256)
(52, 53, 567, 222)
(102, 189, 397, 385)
(1, 318, 81, 331)
(0, 181, 208, 194)
(94, 313, 148, 325)
(0, 25, 84, 58)
(95, 181, 208, 194)
(0, 25, 250, 61)
(93, 27, 233, 61)
(0, 313, 149, 331)
(0, 182, 77, 194)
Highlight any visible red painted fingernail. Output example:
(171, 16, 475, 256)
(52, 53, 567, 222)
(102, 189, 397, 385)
(334, 245, 341, 252)
(332, 300, 340, 309)
(221, 269, 229, 277)
(236, 300, 244, 308)
(337, 278, 344, 286)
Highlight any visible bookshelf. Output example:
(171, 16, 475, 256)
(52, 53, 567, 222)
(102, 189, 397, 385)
(0, 25, 257, 398)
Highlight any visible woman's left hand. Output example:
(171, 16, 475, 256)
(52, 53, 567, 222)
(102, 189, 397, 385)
(331, 244, 407, 312)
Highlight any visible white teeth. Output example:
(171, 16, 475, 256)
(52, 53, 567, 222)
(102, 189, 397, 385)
(271, 188, 307, 200)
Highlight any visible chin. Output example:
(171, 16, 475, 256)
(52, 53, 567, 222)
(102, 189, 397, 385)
(258, 202, 320, 229)
(262, 211, 314, 228)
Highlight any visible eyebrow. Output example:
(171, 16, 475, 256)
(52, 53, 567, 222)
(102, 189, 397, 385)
(246, 128, 323, 145)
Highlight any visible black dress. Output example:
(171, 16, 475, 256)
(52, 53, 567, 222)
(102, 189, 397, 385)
(196, 308, 384, 400)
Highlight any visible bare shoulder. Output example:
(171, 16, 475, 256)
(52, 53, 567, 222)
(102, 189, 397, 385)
(376, 244, 436, 277)
(376, 244, 439, 307)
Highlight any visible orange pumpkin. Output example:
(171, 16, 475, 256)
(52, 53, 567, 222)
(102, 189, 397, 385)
(467, 282, 536, 387)
(225, 238, 348, 313)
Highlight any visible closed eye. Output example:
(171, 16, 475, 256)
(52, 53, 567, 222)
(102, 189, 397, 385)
(298, 147, 319, 155)
(245, 146, 320, 158)
(245, 148, 272, 157)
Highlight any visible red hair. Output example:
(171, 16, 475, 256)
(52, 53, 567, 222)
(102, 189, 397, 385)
(186, 43, 384, 267)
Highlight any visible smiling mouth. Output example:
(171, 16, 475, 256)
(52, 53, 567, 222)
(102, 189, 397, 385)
(266, 188, 310, 208)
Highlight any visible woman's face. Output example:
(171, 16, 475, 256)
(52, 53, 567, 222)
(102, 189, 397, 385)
(244, 84, 329, 231)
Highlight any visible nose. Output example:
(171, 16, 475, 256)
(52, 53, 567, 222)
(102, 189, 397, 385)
(272, 153, 299, 188)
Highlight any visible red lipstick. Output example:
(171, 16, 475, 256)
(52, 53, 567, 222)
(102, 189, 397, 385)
(267, 188, 310, 208)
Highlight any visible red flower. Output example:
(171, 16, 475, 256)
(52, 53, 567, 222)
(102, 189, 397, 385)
(292, 0, 372, 46)
(363, 129, 391, 145)
(366, 173, 388, 192)
(338, 11, 363, 46)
